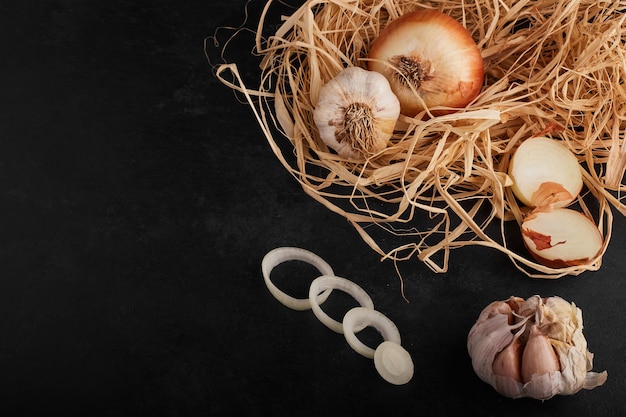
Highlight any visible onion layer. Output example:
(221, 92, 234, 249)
(261, 247, 335, 311)
(309, 275, 374, 334)
(342, 306, 401, 359)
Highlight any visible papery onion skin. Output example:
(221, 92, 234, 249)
(367, 9, 484, 117)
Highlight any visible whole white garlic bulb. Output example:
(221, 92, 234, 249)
(467, 295, 607, 400)
(313, 66, 400, 159)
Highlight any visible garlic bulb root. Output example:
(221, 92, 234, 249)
(468, 295, 607, 400)
(313, 66, 400, 159)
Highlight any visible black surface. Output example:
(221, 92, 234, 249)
(1, 1, 624, 416)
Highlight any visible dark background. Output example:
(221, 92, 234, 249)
(1, 0, 624, 415)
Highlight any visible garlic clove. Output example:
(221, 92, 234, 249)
(521, 208, 603, 268)
(467, 299, 526, 387)
(493, 337, 523, 383)
(367, 10, 484, 117)
(491, 337, 525, 398)
(508, 136, 583, 208)
(313, 66, 400, 159)
(521, 325, 561, 384)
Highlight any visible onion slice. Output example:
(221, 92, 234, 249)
(342, 307, 401, 359)
(261, 247, 335, 311)
(309, 275, 374, 334)
(374, 341, 414, 385)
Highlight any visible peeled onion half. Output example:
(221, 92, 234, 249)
(367, 9, 484, 117)
(508, 136, 583, 208)
(521, 208, 603, 268)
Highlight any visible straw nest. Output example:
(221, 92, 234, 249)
(216, 0, 626, 278)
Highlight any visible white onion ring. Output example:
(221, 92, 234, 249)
(261, 247, 335, 311)
(309, 275, 374, 334)
(342, 307, 401, 359)
(262, 247, 413, 385)
(374, 341, 414, 385)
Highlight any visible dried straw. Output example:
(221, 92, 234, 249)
(215, 0, 626, 278)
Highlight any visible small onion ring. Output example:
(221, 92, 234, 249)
(342, 307, 401, 359)
(309, 275, 374, 334)
(261, 247, 335, 311)
(374, 341, 414, 385)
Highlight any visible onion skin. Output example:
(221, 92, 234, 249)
(367, 10, 484, 117)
